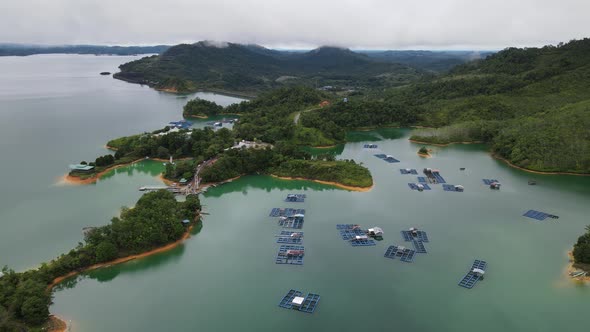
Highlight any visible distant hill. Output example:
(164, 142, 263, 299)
(360, 50, 496, 72)
(305, 38, 590, 173)
(0, 44, 170, 56)
(113, 41, 425, 94)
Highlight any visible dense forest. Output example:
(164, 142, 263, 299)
(183, 98, 224, 118)
(0, 191, 200, 331)
(114, 41, 425, 93)
(573, 226, 590, 268)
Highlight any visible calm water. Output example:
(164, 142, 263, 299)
(1, 55, 590, 332)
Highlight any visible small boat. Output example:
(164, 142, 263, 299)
(528, 180, 537, 185)
(460, 167, 466, 171)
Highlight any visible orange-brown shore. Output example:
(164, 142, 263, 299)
(417, 152, 431, 158)
(47, 223, 196, 291)
(566, 251, 590, 283)
(47, 315, 68, 332)
(270, 175, 373, 192)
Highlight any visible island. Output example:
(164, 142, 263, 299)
(0, 190, 201, 331)
(417, 146, 430, 157)
(570, 226, 590, 280)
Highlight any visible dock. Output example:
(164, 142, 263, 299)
(384, 245, 416, 262)
(458, 260, 487, 289)
(139, 186, 182, 193)
(278, 289, 320, 313)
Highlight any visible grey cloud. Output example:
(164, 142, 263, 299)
(1, 0, 588, 49)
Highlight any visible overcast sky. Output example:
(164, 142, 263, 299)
(1, 0, 588, 49)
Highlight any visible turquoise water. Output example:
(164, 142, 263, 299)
(1, 55, 589, 332)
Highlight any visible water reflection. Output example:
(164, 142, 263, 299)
(203, 175, 339, 198)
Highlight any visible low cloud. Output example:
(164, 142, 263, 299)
(0, 0, 588, 49)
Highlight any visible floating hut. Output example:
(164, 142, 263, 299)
(292, 296, 305, 308)
(352, 235, 369, 241)
(472, 268, 485, 278)
(454, 185, 464, 192)
(409, 227, 418, 236)
(489, 182, 501, 190)
(367, 227, 384, 238)
(416, 183, 425, 192)
(528, 180, 537, 185)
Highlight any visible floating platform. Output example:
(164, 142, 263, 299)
(432, 172, 446, 183)
(383, 156, 400, 163)
(278, 289, 320, 313)
(384, 245, 416, 262)
(279, 217, 304, 229)
(336, 224, 361, 230)
(458, 260, 487, 289)
(482, 179, 499, 185)
(276, 245, 304, 265)
(412, 240, 427, 253)
(285, 194, 306, 203)
(400, 169, 418, 175)
(523, 210, 559, 221)
(374, 154, 387, 159)
(277, 230, 304, 244)
(339, 228, 366, 240)
(443, 184, 464, 192)
(351, 238, 376, 246)
(401, 230, 429, 242)
(417, 176, 427, 183)
(269, 208, 306, 217)
(364, 144, 378, 149)
(408, 183, 431, 191)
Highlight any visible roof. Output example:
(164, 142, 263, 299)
(369, 227, 383, 234)
(69, 164, 95, 171)
(292, 296, 305, 306)
(181, 219, 190, 224)
(179, 178, 188, 183)
(473, 268, 485, 274)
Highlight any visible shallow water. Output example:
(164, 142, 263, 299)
(1, 55, 589, 332)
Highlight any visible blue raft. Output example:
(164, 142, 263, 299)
(275, 245, 304, 265)
(269, 208, 306, 217)
(278, 289, 320, 313)
(400, 169, 418, 175)
(458, 260, 487, 289)
(277, 231, 304, 244)
(279, 217, 304, 229)
(384, 245, 416, 262)
(401, 230, 429, 242)
(443, 184, 464, 192)
(412, 240, 427, 253)
(285, 194, 306, 203)
(523, 210, 559, 221)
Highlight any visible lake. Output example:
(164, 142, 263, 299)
(1, 55, 589, 332)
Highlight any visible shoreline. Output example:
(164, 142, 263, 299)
(491, 154, 590, 176)
(417, 152, 431, 158)
(61, 157, 194, 186)
(408, 139, 484, 147)
(270, 175, 373, 192)
(310, 144, 338, 149)
(47, 223, 196, 291)
(409, 139, 590, 176)
(566, 251, 590, 283)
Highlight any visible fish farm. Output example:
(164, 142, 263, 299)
(269, 208, 306, 217)
(400, 168, 418, 175)
(458, 260, 487, 289)
(384, 245, 416, 263)
(275, 245, 305, 265)
(284, 194, 306, 202)
(408, 183, 431, 191)
(278, 216, 304, 229)
(523, 210, 559, 221)
(276, 231, 304, 244)
(363, 144, 378, 148)
(401, 229, 429, 242)
(442, 184, 464, 192)
(278, 289, 320, 314)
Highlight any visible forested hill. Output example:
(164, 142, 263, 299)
(0, 44, 170, 56)
(113, 41, 424, 93)
(303, 38, 590, 173)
